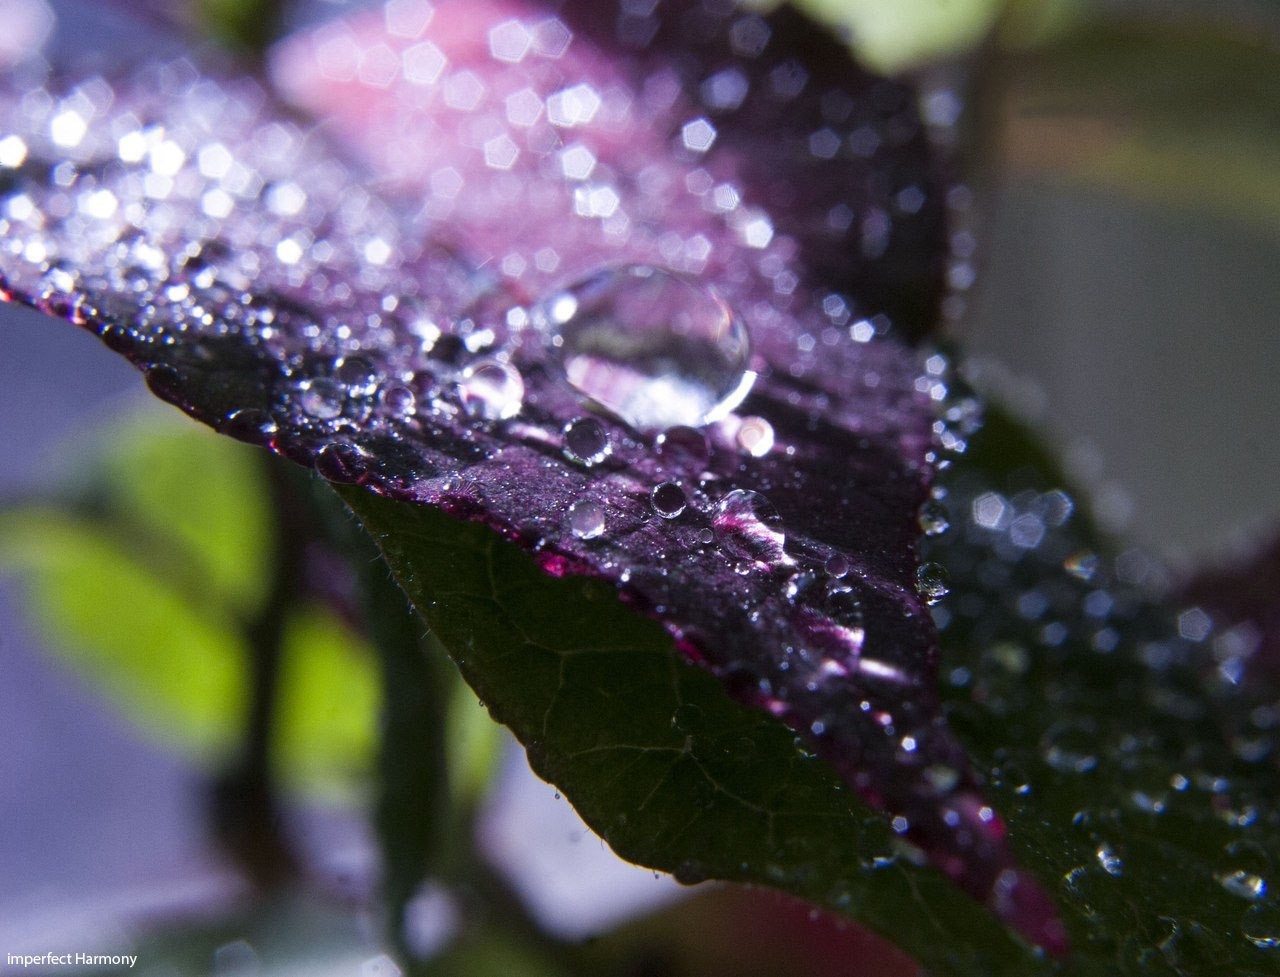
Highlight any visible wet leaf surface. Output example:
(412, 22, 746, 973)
(926, 409, 1280, 976)
(0, 0, 1033, 935)
(339, 483, 1034, 975)
(16, 0, 1280, 970)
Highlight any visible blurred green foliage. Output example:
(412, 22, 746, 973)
(0, 410, 378, 799)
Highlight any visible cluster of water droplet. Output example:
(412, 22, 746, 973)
(920, 378, 1280, 961)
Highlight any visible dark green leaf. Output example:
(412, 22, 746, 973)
(927, 407, 1280, 975)
(338, 484, 1040, 977)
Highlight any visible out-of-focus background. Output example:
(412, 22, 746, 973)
(2, 0, 1279, 973)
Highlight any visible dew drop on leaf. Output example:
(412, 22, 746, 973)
(457, 358, 525, 420)
(918, 499, 950, 536)
(539, 264, 755, 433)
(671, 702, 703, 731)
(1218, 869, 1268, 901)
(566, 499, 605, 540)
(673, 859, 709, 886)
(1244, 902, 1280, 949)
(222, 408, 278, 445)
(1095, 844, 1124, 877)
(649, 481, 687, 520)
(379, 382, 417, 417)
(915, 562, 950, 603)
(562, 416, 611, 466)
(315, 441, 368, 483)
(299, 377, 344, 420)
(825, 554, 851, 578)
(334, 355, 379, 397)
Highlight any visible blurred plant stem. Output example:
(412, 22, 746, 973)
(355, 509, 598, 976)
(361, 546, 450, 971)
(210, 454, 305, 886)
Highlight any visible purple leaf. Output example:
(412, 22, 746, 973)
(0, 0, 1062, 952)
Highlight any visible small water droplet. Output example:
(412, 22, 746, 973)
(300, 377, 344, 420)
(1096, 844, 1124, 877)
(566, 499, 605, 540)
(379, 382, 417, 416)
(315, 441, 368, 483)
(1244, 903, 1280, 949)
(458, 358, 524, 420)
(734, 415, 774, 457)
(1219, 870, 1268, 901)
(916, 562, 950, 603)
(918, 500, 950, 536)
(825, 583, 864, 632)
(650, 482, 687, 519)
(222, 408, 278, 445)
(825, 554, 851, 578)
(144, 364, 185, 406)
(540, 265, 755, 432)
(1043, 721, 1099, 774)
(562, 416, 611, 466)
(712, 489, 790, 567)
(673, 859, 709, 885)
(334, 356, 379, 397)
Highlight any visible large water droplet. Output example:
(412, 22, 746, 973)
(713, 489, 790, 568)
(562, 416, 611, 466)
(567, 499, 605, 540)
(540, 265, 755, 432)
(458, 358, 524, 420)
